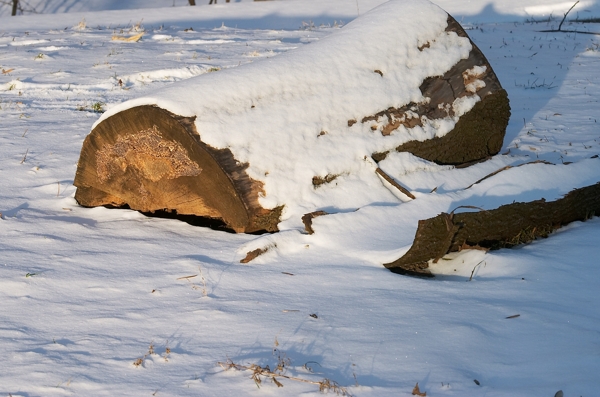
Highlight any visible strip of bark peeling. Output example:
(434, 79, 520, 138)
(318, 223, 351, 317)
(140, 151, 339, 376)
(301, 210, 329, 234)
(384, 181, 600, 277)
(240, 245, 274, 263)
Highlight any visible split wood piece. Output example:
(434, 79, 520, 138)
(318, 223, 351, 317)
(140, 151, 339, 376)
(368, 16, 510, 166)
(384, 181, 600, 277)
(240, 246, 272, 263)
(74, 105, 281, 233)
(375, 168, 416, 199)
(301, 210, 329, 234)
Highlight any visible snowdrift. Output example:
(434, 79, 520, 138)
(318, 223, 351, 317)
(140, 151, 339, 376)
(73, 0, 510, 233)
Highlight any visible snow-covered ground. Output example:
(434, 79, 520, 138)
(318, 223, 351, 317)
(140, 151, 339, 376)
(1, 0, 599, 396)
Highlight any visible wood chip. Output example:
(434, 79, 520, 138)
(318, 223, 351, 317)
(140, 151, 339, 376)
(301, 210, 329, 234)
(240, 246, 270, 263)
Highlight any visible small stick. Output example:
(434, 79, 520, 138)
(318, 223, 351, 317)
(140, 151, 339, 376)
(20, 148, 28, 164)
(198, 266, 207, 297)
(469, 260, 485, 281)
(375, 168, 416, 199)
(176, 274, 197, 280)
(22, 128, 28, 137)
(558, 1, 579, 31)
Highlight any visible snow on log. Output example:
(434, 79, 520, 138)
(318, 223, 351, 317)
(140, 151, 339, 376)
(73, 0, 510, 233)
(384, 181, 600, 277)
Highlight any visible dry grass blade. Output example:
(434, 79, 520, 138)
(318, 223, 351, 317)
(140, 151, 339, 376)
(469, 260, 485, 281)
(176, 274, 197, 280)
(465, 160, 555, 189)
(112, 32, 144, 42)
(217, 358, 353, 396)
(20, 148, 28, 164)
(449, 205, 487, 215)
(412, 382, 427, 396)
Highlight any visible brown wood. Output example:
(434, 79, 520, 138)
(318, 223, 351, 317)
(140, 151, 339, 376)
(74, 105, 280, 233)
(384, 180, 600, 277)
(74, 13, 510, 233)
(301, 211, 329, 234)
(365, 15, 510, 166)
(375, 168, 416, 200)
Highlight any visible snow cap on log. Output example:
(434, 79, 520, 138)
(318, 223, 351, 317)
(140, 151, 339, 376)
(74, 0, 510, 233)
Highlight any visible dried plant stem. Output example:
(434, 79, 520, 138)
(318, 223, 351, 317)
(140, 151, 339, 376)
(20, 148, 28, 164)
(558, 1, 579, 31)
(218, 359, 353, 396)
(198, 266, 207, 297)
(469, 260, 485, 281)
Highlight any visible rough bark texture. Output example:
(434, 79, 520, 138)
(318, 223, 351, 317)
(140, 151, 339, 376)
(367, 16, 510, 165)
(74, 13, 510, 233)
(301, 211, 329, 234)
(384, 181, 600, 277)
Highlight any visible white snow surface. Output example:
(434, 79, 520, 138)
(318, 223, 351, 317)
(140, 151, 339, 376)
(1, 0, 600, 396)
(95, 0, 474, 224)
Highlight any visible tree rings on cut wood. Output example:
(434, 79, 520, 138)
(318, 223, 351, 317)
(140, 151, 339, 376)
(384, 182, 600, 277)
(74, 105, 281, 233)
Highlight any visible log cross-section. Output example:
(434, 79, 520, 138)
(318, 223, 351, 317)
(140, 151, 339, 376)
(74, 106, 280, 233)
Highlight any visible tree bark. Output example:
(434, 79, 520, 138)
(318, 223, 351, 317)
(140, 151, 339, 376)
(188, 0, 195, 5)
(11, 0, 18, 16)
(73, 11, 509, 234)
(383, 180, 600, 277)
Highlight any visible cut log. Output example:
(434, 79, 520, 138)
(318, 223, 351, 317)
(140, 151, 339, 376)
(384, 182, 600, 277)
(74, 0, 509, 232)
(74, 106, 281, 233)
(367, 17, 510, 165)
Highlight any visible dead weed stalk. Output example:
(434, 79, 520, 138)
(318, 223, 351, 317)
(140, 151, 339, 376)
(218, 347, 353, 396)
(133, 341, 171, 367)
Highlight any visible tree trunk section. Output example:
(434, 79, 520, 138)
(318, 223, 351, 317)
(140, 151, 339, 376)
(74, 106, 281, 233)
(73, 9, 510, 233)
(384, 181, 600, 277)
